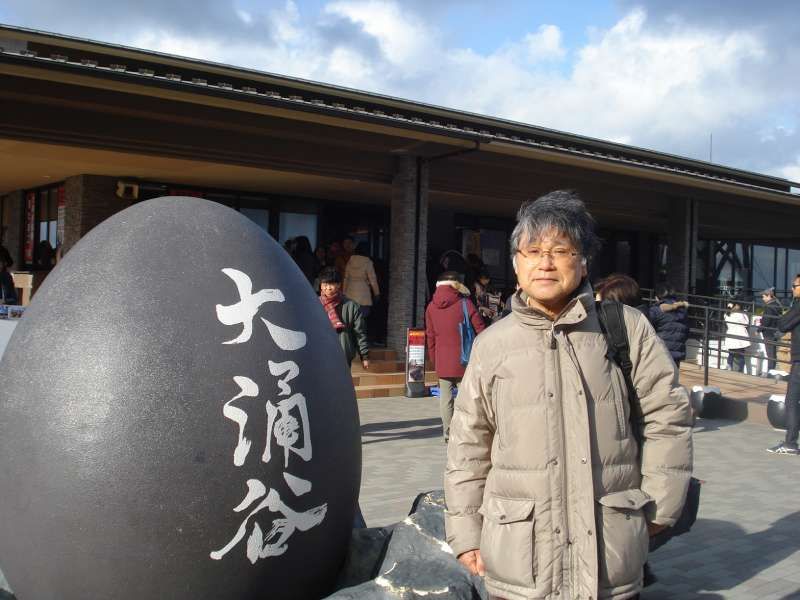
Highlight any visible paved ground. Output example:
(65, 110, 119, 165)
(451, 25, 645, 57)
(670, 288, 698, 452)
(358, 396, 800, 600)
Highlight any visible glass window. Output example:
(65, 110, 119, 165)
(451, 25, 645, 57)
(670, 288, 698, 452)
(240, 208, 270, 234)
(279, 212, 317, 249)
(789, 249, 800, 288)
(752, 245, 775, 293)
(32, 186, 59, 268)
(777, 248, 787, 293)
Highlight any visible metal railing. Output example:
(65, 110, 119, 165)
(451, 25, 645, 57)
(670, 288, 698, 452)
(641, 289, 792, 387)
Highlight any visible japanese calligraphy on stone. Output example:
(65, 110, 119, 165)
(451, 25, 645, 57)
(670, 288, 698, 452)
(210, 268, 326, 564)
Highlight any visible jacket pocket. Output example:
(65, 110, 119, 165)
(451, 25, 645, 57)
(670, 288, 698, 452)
(479, 496, 536, 589)
(595, 489, 651, 589)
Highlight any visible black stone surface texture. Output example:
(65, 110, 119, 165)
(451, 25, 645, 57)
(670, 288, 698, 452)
(0, 197, 361, 600)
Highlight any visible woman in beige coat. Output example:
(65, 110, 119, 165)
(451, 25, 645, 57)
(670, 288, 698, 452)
(343, 242, 380, 317)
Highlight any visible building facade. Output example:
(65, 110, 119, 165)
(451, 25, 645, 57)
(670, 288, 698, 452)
(1, 25, 798, 352)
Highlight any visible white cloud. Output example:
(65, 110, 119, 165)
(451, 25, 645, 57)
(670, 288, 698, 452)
(523, 24, 566, 61)
(34, 0, 796, 175)
(324, 0, 437, 71)
(776, 159, 800, 183)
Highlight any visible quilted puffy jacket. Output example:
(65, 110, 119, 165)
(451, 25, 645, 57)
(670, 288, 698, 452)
(445, 283, 693, 600)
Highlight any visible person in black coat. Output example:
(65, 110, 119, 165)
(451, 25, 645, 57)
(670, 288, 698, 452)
(767, 274, 800, 455)
(647, 285, 690, 367)
(292, 236, 318, 285)
(0, 255, 16, 304)
(758, 287, 783, 373)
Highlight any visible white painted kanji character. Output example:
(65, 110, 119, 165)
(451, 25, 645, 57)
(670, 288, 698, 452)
(216, 268, 308, 350)
(216, 269, 284, 344)
(268, 360, 299, 396)
(210, 480, 327, 564)
(222, 376, 260, 466)
(264, 393, 312, 468)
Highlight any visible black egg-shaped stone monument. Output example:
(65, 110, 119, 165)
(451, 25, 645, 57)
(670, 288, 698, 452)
(0, 197, 361, 599)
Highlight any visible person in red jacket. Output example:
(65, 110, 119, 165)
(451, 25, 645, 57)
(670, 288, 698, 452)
(425, 271, 486, 442)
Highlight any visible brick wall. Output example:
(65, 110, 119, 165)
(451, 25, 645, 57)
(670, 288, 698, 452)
(63, 175, 132, 254)
(386, 156, 430, 356)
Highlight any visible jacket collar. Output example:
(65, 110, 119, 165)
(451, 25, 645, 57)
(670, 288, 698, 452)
(512, 280, 595, 329)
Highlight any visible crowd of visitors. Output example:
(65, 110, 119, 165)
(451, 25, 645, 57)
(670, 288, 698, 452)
(282, 234, 381, 368)
(291, 199, 798, 469)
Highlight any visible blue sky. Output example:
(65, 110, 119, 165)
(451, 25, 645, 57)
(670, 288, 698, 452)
(1, 1, 798, 183)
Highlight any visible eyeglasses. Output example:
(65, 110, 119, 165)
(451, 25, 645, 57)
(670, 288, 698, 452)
(516, 247, 580, 266)
(793, 283, 800, 289)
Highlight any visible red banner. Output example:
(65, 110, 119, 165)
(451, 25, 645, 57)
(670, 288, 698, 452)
(57, 186, 66, 247)
(23, 192, 35, 264)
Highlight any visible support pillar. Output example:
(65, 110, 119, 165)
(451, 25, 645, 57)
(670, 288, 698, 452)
(667, 197, 698, 294)
(63, 175, 131, 254)
(386, 156, 429, 356)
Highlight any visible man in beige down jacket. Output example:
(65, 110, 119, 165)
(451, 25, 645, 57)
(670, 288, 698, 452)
(445, 191, 693, 600)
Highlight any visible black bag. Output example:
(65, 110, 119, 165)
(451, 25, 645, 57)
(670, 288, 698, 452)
(596, 300, 700, 553)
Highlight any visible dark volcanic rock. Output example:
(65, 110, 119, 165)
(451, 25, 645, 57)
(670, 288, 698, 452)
(328, 491, 487, 600)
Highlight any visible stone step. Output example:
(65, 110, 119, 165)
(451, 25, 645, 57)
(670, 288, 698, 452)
(352, 371, 438, 387)
(352, 359, 406, 373)
(367, 348, 398, 361)
(355, 383, 435, 399)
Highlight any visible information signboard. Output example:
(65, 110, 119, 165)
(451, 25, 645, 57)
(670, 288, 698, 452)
(405, 328, 427, 398)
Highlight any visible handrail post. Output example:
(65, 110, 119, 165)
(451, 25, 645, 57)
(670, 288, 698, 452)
(703, 305, 710, 386)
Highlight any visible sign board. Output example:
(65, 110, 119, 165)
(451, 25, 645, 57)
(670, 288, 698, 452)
(405, 328, 427, 398)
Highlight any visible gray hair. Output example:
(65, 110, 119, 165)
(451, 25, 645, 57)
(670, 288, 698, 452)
(509, 190, 601, 262)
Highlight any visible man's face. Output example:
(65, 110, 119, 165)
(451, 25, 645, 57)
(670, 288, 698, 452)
(793, 278, 800, 299)
(320, 282, 341, 297)
(513, 229, 586, 312)
(343, 239, 355, 253)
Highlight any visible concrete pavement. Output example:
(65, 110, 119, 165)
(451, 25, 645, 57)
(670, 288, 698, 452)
(358, 396, 800, 600)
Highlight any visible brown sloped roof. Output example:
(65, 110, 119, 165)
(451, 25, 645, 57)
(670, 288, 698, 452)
(0, 22, 797, 196)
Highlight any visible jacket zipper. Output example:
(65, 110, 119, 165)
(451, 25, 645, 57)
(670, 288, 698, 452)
(613, 368, 628, 440)
(551, 325, 572, 595)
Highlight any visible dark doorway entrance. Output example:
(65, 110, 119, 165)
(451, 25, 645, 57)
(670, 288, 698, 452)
(592, 229, 657, 291)
(320, 203, 390, 345)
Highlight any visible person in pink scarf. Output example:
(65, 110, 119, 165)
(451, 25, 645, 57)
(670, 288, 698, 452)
(319, 268, 370, 369)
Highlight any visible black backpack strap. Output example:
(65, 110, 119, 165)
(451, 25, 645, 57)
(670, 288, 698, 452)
(596, 300, 643, 449)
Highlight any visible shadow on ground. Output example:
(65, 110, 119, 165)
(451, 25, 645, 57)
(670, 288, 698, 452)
(361, 417, 443, 444)
(646, 511, 800, 598)
(692, 418, 747, 434)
